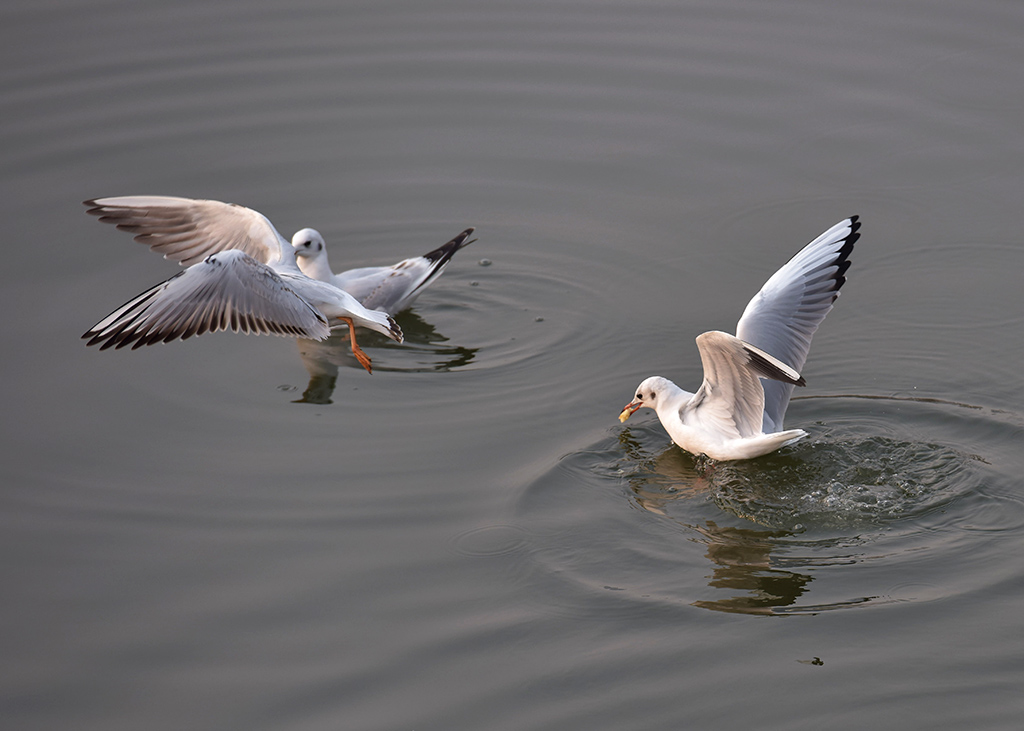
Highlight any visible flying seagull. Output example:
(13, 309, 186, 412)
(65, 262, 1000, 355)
(82, 196, 403, 373)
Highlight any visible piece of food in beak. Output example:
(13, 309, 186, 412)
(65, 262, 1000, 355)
(619, 403, 639, 423)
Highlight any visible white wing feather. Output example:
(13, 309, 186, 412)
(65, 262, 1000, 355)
(736, 216, 858, 431)
(83, 250, 331, 349)
(84, 196, 291, 267)
(687, 331, 804, 439)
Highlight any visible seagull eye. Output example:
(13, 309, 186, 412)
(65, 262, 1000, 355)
(636, 393, 643, 400)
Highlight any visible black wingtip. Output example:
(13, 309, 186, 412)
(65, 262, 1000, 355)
(388, 315, 404, 343)
(83, 198, 106, 216)
(421, 227, 476, 265)
(744, 345, 806, 387)
(831, 216, 859, 291)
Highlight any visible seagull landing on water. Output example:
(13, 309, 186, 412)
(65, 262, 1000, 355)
(619, 216, 859, 461)
(81, 196, 403, 373)
(291, 227, 476, 315)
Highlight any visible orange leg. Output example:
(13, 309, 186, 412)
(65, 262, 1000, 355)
(339, 317, 373, 374)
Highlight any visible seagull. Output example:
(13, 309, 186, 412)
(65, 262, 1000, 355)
(81, 196, 403, 373)
(618, 216, 859, 461)
(291, 227, 476, 315)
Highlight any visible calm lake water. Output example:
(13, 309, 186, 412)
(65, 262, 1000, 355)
(4, 1, 1024, 729)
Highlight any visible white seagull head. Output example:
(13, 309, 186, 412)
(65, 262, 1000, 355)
(291, 228, 326, 259)
(619, 376, 675, 423)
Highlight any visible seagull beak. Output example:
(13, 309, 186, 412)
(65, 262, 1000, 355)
(618, 401, 641, 423)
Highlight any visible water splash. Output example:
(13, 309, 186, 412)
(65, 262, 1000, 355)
(515, 395, 1021, 617)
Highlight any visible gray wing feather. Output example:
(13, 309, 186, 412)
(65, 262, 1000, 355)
(334, 228, 475, 314)
(83, 250, 330, 349)
(84, 196, 289, 267)
(690, 331, 804, 439)
(736, 216, 858, 431)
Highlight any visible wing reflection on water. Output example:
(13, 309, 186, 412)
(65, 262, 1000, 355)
(637, 495, 816, 613)
(293, 310, 477, 404)
(618, 434, 812, 614)
(689, 521, 813, 615)
(618, 430, 885, 616)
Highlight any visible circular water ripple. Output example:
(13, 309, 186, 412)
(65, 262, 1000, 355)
(703, 435, 977, 531)
(866, 241, 1024, 331)
(295, 241, 642, 378)
(449, 524, 529, 558)
(514, 396, 1024, 617)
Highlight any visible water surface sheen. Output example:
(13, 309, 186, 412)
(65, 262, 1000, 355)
(4, 1, 1024, 730)
(519, 395, 1021, 619)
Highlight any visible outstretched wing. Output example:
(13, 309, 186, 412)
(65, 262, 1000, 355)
(687, 331, 804, 439)
(334, 228, 476, 314)
(84, 195, 291, 267)
(736, 216, 858, 431)
(83, 250, 330, 350)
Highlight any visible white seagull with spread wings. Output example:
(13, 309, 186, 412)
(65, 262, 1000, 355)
(291, 227, 476, 315)
(619, 216, 859, 461)
(82, 196, 403, 373)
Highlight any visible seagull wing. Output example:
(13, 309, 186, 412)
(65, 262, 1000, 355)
(83, 249, 331, 350)
(84, 195, 291, 267)
(290, 275, 405, 342)
(334, 228, 476, 313)
(736, 216, 858, 431)
(687, 331, 805, 439)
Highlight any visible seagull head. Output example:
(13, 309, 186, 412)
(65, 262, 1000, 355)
(291, 228, 336, 282)
(291, 228, 326, 259)
(619, 376, 673, 423)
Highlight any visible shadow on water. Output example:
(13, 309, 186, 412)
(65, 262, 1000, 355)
(292, 310, 478, 404)
(516, 395, 1022, 617)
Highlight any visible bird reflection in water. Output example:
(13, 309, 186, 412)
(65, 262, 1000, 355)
(293, 309, 477, 404)
(618, 430, 815, 615)
(689, 521, 813, 615)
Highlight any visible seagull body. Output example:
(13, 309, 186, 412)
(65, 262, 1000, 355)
(619, 216, 859, 461)
(291, 227, 476, 315)
(82, 196, 403, 373)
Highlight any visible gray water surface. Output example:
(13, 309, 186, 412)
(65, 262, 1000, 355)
(4, 1, 1024, 729)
